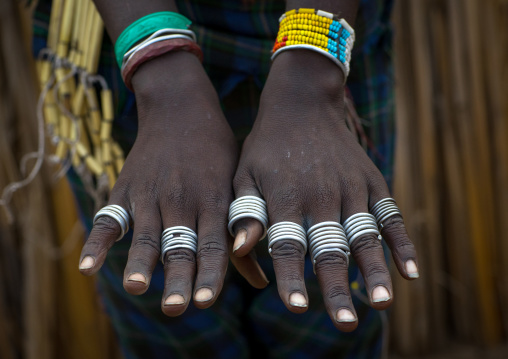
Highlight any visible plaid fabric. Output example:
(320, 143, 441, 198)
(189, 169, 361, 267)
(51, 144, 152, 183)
(33, 0, 394, 358)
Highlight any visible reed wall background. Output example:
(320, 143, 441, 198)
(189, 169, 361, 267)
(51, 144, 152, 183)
(0, 0, 506, 358)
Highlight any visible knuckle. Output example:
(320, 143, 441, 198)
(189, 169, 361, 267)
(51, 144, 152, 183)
(163, 182, 189, 209)
(363, 261, 390, 278)
(131, 234, 160, 255)
(165, 249, 196, 265)
(350, 234, 382, 254)
(197, 240, 228, 260)
(93, 217, 121, 237)
(271, 241, 306, 260)
(233, 170, 252, 191)
(269, 185, 301, 211)
(315, 252, 349, 269)
(141, 179, 160, 200)
(324, 284, 351, 301)
(340, 174, 365, 196)
(200, 189, 229, 212)
(311, 183, 338, 209)
(278, 272, 303, 283)
(381, 215, 405, 230)
(83, 237, 110, 256)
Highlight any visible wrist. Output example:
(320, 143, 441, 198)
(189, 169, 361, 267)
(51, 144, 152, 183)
(262, 50, 345, 112)
(130, 51, 228, 133)
(131, 51, 204, 99)
(271, 49, 345, 88)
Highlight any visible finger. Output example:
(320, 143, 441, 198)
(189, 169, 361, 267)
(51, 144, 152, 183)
(159, 204, 197, 316)
(229, 246, 269, 289)
(308, 209, 358, 331)
(267, 205, 308, 313)
(231, 172, 266, 256)
(368, 180, 419, 279)
(315, 252, 358, 332)
(193, 208, 229, 309)
(79, 190, 130, 276)
(162, 247, 196, 317)
(232, 218, 264, 257)
(123, 199, 162, 295)
(342, 185, 393, 310)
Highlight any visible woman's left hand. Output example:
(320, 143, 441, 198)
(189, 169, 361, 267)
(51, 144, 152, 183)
(230, 50, 419, 332)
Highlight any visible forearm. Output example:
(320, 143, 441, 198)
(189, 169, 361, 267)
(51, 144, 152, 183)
(93, 0, 178, 43)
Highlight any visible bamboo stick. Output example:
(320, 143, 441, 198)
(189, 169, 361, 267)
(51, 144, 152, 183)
(87, 10, 104, 74)
(430, 6, 475, 341)
(68, 0, 83, 64)
(483, 0, 508, 332)
(409, 0, 446, 349)
(47, 0, 64, 52)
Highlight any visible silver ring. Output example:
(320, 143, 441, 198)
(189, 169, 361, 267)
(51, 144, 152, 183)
(370, 198, 402, 228)
(228, 196, 268, 240)
(267, 222, 307, 256)
(343, 213, 380, 246)
(307, 221, 350, 272)
(161, 226, 198, 263)
(93, 205, 130, 241)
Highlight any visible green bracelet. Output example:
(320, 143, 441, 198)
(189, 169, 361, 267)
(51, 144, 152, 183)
(114, 11, 192, 68)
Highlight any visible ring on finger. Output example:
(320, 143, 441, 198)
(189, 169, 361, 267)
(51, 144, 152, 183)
(267, 222, 307, 256)
(370, 198, 402, 228)
(307, 221, 350, 273)
(228, 196, 268, 240)
(161, 226, 198, 264)
(343, 213, 380, 247)
(93, 204, 131, 241)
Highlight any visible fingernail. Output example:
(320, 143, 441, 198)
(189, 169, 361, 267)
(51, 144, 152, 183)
(79, 256, 95, 270)
(289, 292, 308, 308)
(233, 229, 247, 252)
(336, 309, 356, 322)
(372, 286, 391, 303)
(164, 294, 185, 306)
(194, 288, 214, 302)
(405, 260, 419, 278)
(127, 273, 147, 284)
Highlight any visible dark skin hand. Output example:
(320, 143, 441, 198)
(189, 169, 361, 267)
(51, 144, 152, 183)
(79, 51, 245, 315)
(230, 50, 419, 331)
(80, 0, 419, 330)
(80, 0, 269, 317)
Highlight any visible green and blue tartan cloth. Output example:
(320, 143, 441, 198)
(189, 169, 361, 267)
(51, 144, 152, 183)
(33, 0, 395, 358)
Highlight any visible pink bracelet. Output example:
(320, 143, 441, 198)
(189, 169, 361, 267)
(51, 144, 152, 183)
(121, 38, 203, 91)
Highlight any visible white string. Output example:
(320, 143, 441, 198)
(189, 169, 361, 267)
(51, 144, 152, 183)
(0, 49, 112, 222)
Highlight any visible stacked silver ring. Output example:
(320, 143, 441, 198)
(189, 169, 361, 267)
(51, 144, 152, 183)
(93, 205, 130, 241)
(370, 198, 402, 228)
(161, 226, 198, 264)
(343, 213, 380, 246)
(228, 196, 268, 240)
(307, 221, 350, 270)
(267, 222, 307, 256)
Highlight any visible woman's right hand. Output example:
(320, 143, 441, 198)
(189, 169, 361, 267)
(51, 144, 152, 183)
(78, 51, 267, 316)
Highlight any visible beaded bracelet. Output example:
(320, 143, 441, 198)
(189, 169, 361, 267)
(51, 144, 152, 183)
(272, 8, 355, 79)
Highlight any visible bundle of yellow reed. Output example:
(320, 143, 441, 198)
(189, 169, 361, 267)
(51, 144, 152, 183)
(36, 0, 125, 203)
